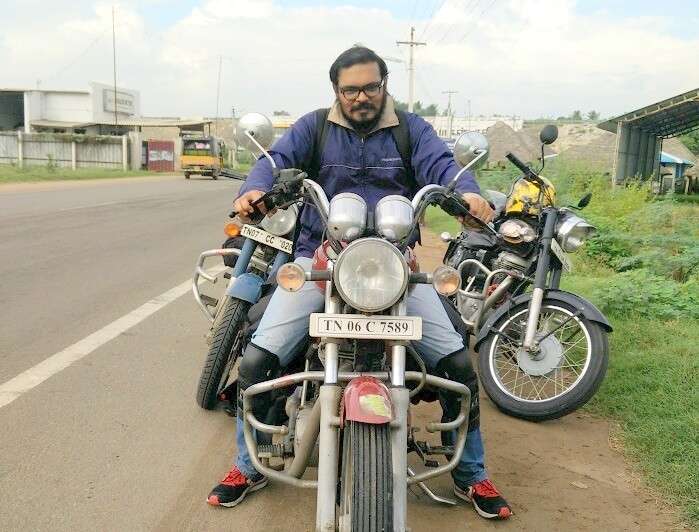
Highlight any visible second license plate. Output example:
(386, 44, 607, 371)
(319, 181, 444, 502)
(241, 224, 293, 254)
(309, 314, 422, 340)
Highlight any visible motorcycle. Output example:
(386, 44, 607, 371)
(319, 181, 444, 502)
(441, 125, 612, 421)
(233, 118, 490, 531)
(192, 113, 300, 410)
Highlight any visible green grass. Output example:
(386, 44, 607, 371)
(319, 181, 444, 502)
(0, 165, 154, 184)
(426, 164, 699, 523)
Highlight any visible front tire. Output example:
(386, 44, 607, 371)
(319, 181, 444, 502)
(478, 300, 609, 421)
(338, 422, 393, 532)
(196, 296, 251, 410)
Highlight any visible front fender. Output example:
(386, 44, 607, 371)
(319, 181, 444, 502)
(226, 272, 264, 304)
(342, 376, 393, 425)
(474, 289, 613, 351)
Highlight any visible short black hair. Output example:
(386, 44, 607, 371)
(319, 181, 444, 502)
(329, 46, 388, 86)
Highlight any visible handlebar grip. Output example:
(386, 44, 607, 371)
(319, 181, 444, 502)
(229, 195, 266, 223)
(505, 152, 533, 176)
(439, 194, 471, 218)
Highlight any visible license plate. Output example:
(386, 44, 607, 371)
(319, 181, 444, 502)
(309, 314, 422, 340)
(550, 239, 572, 272)
(241, 224, 293, 254)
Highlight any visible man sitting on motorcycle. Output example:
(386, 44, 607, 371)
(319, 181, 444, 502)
(207, 45, 512, 521)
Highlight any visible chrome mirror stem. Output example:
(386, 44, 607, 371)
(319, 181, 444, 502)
(245, 130, 276, 169)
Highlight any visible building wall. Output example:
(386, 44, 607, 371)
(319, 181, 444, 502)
(425, 116, 524, 138)
(89, 82, 140, 123)
(23, 91, 43, 132)
(42, 92, 92, 122)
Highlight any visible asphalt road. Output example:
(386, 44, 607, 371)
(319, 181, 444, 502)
(0, 175, 681, 531)
(0, 175, 242, 530)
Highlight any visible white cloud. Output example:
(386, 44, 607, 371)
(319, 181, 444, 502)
(1, 0, 697, 119)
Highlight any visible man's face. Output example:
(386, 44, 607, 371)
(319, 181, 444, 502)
(335, 62, 386, 130)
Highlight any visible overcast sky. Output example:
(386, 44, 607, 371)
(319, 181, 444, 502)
(2, 0, 698, 119)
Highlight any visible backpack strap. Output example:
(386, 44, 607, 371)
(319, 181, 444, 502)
(307, 107, 330, 178)
(392, 110, 414, 183)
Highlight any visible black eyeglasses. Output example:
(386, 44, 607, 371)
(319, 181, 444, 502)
(339, 78, 386, 101)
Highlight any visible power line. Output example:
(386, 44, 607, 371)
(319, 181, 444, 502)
(419, 0, 448, 41)
(433, 0, 480, 45)
(42, 31, 107, 83)
(456, 0, 498, 44)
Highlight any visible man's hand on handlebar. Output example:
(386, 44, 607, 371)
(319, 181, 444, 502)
(233, 190, 266, 220)
(460, 192, 495, 224)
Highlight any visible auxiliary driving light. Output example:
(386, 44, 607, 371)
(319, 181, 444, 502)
(432, 266, 461, 296)
(277, 263, 306, 292)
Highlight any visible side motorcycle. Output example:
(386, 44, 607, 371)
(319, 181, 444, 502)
(192, 113, 300, 409)
(441, 125, 612, 421)
(235, 119, 489, 531)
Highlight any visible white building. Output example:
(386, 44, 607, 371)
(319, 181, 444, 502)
(425, 115, 523, 138)
(0, 82, 140, 134)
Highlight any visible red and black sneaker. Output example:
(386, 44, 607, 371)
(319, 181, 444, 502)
(454, 479, 513, 520)
(206, 466, 268, 507)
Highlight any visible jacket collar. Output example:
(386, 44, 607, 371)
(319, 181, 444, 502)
(327, 94, 399, 134)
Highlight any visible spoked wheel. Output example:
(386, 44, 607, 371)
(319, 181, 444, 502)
(338, 422, 393, 532)
(479, 300, 608, 421)
(196, 296, 250, 410)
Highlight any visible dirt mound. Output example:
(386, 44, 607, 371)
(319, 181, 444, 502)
(485, 121, 553, 165)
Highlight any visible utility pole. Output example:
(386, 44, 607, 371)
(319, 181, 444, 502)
(112, 5, 118, 133)
(215, 55, 223, 137)
(443, 90, 458, 138)
(396, 27, 426, 113)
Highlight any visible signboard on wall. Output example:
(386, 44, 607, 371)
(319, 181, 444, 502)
(102, 89, 136, 115)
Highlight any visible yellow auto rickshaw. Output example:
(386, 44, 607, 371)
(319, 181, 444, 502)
(181, 136, 224, 179)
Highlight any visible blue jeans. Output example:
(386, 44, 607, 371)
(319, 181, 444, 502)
(234, 258, 488, 487)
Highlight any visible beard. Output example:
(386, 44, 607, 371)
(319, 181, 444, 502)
(340, 92, 387, 134)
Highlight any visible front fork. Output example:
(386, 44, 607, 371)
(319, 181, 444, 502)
(522, 209, 558, 350)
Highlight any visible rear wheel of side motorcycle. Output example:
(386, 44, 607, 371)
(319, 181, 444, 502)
(478, 300, 609, 422)
(338, 422, 393, 532)
(196, 296, 250, 410)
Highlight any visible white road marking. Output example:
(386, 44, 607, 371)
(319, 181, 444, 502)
(0, 264, 227, 409)
(55, 200, 124, 213)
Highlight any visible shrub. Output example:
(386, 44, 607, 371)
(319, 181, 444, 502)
(592, 268, 699, 320)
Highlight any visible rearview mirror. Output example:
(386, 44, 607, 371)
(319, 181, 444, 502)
(539, 125, 558, 145)
(235, 113, 274, 152)
(453, 131, 489, 170)
(578, 192, 592, 209)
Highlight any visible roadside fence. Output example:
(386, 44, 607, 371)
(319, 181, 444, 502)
(0, 131, 128, 170)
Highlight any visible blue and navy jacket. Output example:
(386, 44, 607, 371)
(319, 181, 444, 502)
(239, 96, 480, 258)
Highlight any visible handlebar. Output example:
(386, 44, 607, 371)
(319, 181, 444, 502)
(229, 169, 308, 222)
(505, 152, 535, 177)
(437, 192, 471, 219)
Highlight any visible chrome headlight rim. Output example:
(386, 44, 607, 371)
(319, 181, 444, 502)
(260, 204, 299, 236)
(556, 212, 596, 252)
(333, 237, 409, 313)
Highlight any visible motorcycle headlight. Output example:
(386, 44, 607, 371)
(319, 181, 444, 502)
(556, 212, 596, 252)
(260, 204, 298, 236)
(375, 195, 414, 241)
(334, 238, 408, 313)
(327, 193, 367, 242)
(498, 219, 537, 244)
